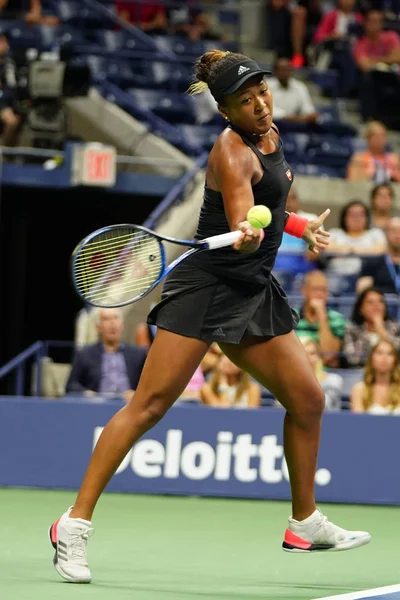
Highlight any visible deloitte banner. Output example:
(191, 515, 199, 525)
(0, 396, 399, 505)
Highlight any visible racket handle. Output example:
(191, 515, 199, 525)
(203, 230, 242, 250)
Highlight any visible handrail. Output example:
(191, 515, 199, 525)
(0, 341, 44, 396)
(144, 151, 207, 229)
(0, 145, 188, 170)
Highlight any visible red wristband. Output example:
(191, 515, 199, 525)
(284, 212, 308, 238)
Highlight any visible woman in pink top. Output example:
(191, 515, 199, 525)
(347, 121, 400, 183)
(313, 0, 363, 44)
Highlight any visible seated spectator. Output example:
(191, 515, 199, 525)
(274, 187, 317, 273)
(267, 58, 319, 124)
(0, 0, 58, 24)
(313, 0, 362, 45)
(66, 307, 147, 402)
(327, 200, 387, 275)
(369, 183, 398, 230)
(357, 216, 400, 294)
(311, 0, 363, 95)
(116, 1, 167, 34)
(350, 339, 400, 414)
(301, 337, 344, 410)
(134, 319, 220, 398)
(200, 355, 261, 408)
(343, 287, 400, 368)
(166, 1, 221, 41)
(346, 121, 400, 183)
(353, 11, 400, 122)
(291, 0, 323, 68)
(295, 270, 348, 366)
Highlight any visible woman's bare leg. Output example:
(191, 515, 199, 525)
(220, 331, 324, 521)
(70, 329, 210, 521)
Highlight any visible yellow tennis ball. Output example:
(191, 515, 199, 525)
(247, 205, 272, 229)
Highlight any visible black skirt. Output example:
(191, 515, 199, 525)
(147, 261, 298, 344)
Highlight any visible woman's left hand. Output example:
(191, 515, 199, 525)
(302, 209, 331, 254)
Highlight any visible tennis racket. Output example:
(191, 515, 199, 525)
(71, 224, 242, 308)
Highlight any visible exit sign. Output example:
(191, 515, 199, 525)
(72, 143, 117, 187)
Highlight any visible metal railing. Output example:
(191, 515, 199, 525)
(0, 341, 75, 396)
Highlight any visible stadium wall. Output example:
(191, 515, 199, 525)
(1, 396, 398, 506)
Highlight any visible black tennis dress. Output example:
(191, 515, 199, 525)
(147, 124, 299, 344)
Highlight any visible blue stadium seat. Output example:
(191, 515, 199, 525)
(128, 89, 197, 124)
(37, 24, 87, 49)
(293, 163, 345, 178)
(305, 135, 352, 168)
(178, 124, 222, 151)
(148, 61, 192, 91)
(6, 22, 41, 47)
(95, 30, 152, 53)
(325, 272, 358, 296)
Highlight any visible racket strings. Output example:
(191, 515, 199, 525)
(73, 228, 163, 305)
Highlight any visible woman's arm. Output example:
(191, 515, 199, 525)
(200, 382, 230, 406)
(247, 382, 261, 407)
(211, 135, 263, 253)
(350, 381, 365, 413)
(346, 153, 366, 181)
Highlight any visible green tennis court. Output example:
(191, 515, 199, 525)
(1, 488, 398, 600)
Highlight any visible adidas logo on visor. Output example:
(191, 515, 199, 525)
(238, 65, 250, 75)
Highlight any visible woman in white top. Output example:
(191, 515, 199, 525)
(301, 338, 344, 411)
(351, 340, 400, 414)
(200, 354, 261, 408)
(327, 200, 387, 275)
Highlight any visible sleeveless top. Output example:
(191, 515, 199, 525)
(188, 122, 294, 287)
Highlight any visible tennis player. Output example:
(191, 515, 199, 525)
(49, 50, 371, 582)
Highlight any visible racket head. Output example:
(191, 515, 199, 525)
(71, 224, 166, 307)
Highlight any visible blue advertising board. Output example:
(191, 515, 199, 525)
(0, 396, 398, 505)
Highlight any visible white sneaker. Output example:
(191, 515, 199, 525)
(282, 509, 371, 552)
(49, 507, 94, 582)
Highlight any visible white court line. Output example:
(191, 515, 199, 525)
(314, 584, 400, 600)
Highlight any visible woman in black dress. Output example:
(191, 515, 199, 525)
(49, 50, 371, 583)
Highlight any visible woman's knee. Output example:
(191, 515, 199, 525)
(286, 386, 325, 426)
(129, 391, 173, 428)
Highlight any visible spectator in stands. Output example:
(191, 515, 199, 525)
(350, 339, 400, 414)
(311, 0, 362, 95)
(0, 33, 20, 146)
(369, 183, 398, 230)
(66, 307, 147, 402)
(166, 1, 221, 42)
(267, 58, 319, 124)
(357, 216, 400, 294)
(313, 0, 363, 45)
(353, 10, 400, 122)
(116, 1, 167, 34)
(0, 0, 58, 24)
(295, 270, 348, 366)
(274, 187, 317, 273)
(343, 287, 400, 368)
(291, 0, 323, 68)
(301, 337, 344, 410)
(353, 10, 400, 71)
(346, 121, 400, 183)
(327, 200, 387, 275)
(200, 354, 261, 408)
(134, 319, 221, 398)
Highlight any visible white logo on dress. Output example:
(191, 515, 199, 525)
(238, 65, 250, 75)
(212, 327, 225, 337)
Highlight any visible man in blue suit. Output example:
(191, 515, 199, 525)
(66, 308, 147, 402)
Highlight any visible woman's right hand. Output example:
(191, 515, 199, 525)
(233, 221, 263, 253)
